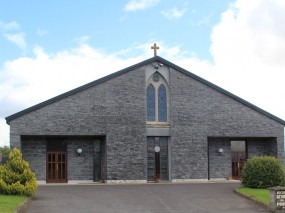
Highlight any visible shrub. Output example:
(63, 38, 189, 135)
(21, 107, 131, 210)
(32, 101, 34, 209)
(0, 148, 37, 196)
(241, 156, 285, 189)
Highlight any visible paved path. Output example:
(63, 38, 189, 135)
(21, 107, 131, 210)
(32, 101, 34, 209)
(20, 183, 269, 213)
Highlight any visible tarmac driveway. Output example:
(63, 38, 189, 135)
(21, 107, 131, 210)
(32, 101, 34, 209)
(20, 182, 268, 213)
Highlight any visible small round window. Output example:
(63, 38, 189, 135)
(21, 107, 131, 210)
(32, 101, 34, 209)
(152, 74, 160, 82)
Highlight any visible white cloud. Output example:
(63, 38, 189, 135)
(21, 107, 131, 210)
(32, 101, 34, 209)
(211, 0, 285, 67)
(4, 32, 27, 50)
(125, 0, 160, 12)
(209, 0, 285, 120)
(161, 7, 186, 20)
(0, 21, 19, 31)
(0, 119, 9, 146)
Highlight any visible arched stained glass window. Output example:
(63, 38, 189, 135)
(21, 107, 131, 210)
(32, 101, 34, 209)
(146, 72, 169, 124)
(158, 84, 167, 122)
(147, 84, 155, 121)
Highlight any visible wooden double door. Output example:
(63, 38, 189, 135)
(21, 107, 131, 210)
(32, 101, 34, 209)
(47, 152, 67, 183)
(46, 140, 67, 183)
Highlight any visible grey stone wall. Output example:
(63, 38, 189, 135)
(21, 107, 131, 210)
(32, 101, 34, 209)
(208, 138, 231, 179)
(21, 137, 46, 180)
(103, 68, 146, 180)
(9, 67, 147, 181)
(247, 138, 277, 158)
(67, 137, 94, 180)
(169, 67, 284, 180)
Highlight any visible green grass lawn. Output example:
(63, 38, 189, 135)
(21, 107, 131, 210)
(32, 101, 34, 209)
(236, 187, 270, 205)
(0, 194, 28, 213)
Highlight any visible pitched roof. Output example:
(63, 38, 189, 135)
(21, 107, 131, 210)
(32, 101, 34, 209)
(5, 56, 285, 125)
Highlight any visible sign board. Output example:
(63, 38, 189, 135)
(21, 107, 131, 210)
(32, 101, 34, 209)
(276, 190, 285, 210)
(269, 186, 285, 212)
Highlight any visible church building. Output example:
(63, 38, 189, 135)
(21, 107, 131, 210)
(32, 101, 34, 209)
(5, 45, 285, 183)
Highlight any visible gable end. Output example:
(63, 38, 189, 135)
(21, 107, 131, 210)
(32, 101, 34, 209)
(5, 56, 285, 126)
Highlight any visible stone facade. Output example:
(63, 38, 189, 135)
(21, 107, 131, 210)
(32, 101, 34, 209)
(6, 56, 285, 183)
(67, 138, 94, 180)
(169, 67, 284, 180)
(247, 138, 277, 158)
(208, 138, 231, 179)
(21, 137, 46, 180)
(9, 67, 147, 181)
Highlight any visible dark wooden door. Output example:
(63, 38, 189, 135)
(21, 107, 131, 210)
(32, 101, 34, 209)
(231, 140, 246, 179)
(47, 152, 67, 183)
(147, 137, 168, 182)
(147, 137, 156, 181)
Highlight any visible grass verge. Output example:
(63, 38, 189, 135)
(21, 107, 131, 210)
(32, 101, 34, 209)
(0, 194, 28, 213)
(236, 187, 270, 205)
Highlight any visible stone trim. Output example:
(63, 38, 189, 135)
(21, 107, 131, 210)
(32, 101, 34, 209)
(208, 178, 228, 181)
(38, 180, 94, 185)
(68, 180, 94, 184)
(37, 181, 46, 185)
(106, 180, 147, 184)
(146, 128, 171, 136)
(172, 179, 209, 183)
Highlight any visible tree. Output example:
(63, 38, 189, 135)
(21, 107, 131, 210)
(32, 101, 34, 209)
(0, 146, 10, 156)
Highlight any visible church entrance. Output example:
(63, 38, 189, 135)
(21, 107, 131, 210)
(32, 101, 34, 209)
(46, 139, 67, 183)
(147, 137, 169, 182)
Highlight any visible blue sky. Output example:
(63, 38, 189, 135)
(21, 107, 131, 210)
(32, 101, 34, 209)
(0, 0, 285, 146)
(0, 0, 232, 62)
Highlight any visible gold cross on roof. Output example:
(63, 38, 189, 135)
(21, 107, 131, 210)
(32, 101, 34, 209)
(151, 43, 159, 56)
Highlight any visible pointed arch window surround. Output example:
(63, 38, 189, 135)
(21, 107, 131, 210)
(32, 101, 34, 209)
(146, 73, 169, 123)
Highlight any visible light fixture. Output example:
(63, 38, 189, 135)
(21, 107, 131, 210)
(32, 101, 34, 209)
(218, 148, 223, 155)
(154, 146, 160, 153)
(77, 148, 82, 156)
